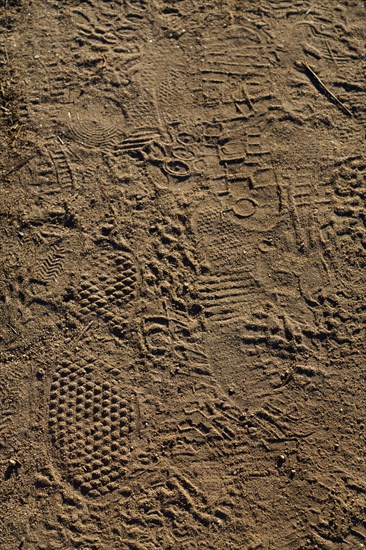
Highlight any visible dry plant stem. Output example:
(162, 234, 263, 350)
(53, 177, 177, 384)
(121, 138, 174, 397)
(3, 154, 37, 177)
(299, 60, 353, 117)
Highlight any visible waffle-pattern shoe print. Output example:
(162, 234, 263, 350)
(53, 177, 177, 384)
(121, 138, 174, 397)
(48, 352, 135, 498)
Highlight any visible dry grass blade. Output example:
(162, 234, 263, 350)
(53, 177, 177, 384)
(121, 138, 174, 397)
(298, 60, 353, 117)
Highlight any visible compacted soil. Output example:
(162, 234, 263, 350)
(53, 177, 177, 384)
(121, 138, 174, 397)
(0, 1, 365, 548)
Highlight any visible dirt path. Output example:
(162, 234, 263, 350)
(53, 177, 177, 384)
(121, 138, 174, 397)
(0, 1, 365, 548)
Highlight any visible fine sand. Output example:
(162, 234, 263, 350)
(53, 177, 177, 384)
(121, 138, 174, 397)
(0, 1, 365, 548)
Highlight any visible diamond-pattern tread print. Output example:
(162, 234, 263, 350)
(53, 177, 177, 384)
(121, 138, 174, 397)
(75, 240, 138, 337)
(48, 358, 133, 498)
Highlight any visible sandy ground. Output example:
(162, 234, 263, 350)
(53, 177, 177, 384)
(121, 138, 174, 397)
(0, 1, 365, 548)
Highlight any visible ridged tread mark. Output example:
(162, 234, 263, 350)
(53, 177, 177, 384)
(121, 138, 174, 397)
(285, 174, 317, 253)
(201, 24, 278, 115)
(71, 0, 147, 54)
(197, 269, 260, 321)
(24, 139, 74, 195)
(45, 141, 74, 190)
(177, 399, 239, 447)
(115, 127, 161, 154)
(261, 0, 312, 19)
(33, 241, 66, 285)
(113, 466, 237, 539)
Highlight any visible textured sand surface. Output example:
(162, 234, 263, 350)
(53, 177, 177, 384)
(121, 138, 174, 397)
(0, 1, 365, 548)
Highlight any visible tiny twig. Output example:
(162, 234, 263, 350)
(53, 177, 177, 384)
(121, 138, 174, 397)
(3, 154, 37, 177)
(11, 124, 24, 146)
(6, 323, 18, 335)
(298, 60, 353, 117)
(73, 320, 94, 345)
(243, 84, 255, 111)
(324, 39, 336, 64)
